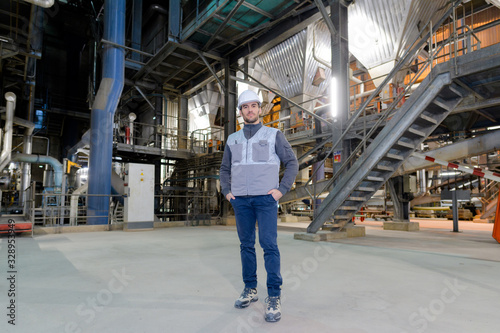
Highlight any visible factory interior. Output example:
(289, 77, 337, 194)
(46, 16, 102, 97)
(1, 0, 500, 332)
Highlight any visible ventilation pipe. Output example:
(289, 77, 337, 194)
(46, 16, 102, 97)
(22, 0, 54, 8)
(69, 183, 88, 225)
(0, 92, 16, 172)
(88, 0, 125, 225)
(11, 153, 63, 189)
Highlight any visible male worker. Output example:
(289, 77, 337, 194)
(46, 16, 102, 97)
(219, 89, 298, 322)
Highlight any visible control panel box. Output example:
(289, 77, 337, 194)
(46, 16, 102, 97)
(124, 163, 154, 230)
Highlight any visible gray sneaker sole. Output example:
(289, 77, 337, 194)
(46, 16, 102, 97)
(234, 296, 259, 309)
(265, 313, 281, 322)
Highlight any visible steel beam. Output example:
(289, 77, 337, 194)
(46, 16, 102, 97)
(197, 51, 226, 93)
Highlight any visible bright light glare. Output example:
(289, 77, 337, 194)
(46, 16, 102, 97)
(330, 76, 337, 117)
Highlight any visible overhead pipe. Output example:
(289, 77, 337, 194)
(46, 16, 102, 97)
(0, 92, 16, 172)
(412, 152, 500, 183)
(22, 0, 54, 8)
(11, 153, 63, 188)
(398, 130, 500, 175)
(88, 0, 125, 225)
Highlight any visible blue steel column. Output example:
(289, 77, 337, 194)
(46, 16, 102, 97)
(88, 0, 125, 225)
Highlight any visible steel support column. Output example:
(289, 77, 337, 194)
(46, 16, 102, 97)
(312, 162, 325, 217)
(154, 88, 163, 213)
(329, 0, 351, 176)
(178, 95, 188, 149)
(222, 61, 236, 218)
(223, 61, 236, 141)
(387, 177, 408, 222)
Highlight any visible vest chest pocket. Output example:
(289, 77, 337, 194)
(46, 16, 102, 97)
(252, 140, 269, 162)
(231, 143, 243, 163)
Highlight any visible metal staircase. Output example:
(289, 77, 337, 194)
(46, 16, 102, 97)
(305, 1, 500, 233)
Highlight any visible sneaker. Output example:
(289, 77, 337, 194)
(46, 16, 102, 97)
(265, 296, 281, 322)
(234, 288, 258, 308)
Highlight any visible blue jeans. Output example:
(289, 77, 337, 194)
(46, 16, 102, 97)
(231, 195, 282, 297)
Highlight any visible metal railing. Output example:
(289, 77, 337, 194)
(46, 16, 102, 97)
(27, 191, 124, 227)
(190, 127, 224, 154)
(114, 120, 190, 151)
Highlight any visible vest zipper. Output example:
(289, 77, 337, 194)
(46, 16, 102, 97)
(246, 139, 249, 195)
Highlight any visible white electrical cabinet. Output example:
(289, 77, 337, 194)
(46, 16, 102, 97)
(123, 163, 154, 230)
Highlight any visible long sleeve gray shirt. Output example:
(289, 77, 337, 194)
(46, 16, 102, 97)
(219, 123, 299, 197)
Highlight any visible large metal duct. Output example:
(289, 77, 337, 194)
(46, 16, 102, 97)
(88, 0, 125, 225)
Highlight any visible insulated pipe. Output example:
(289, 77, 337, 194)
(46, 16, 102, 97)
(398, 130, 500, 174)
(0, 92, 16, 172)
(22, 0, 54, 8)
(413, 152, 500, 183)
(88, 0, 125, 225)
(69, 183, 88, 225)
(11, 153, 63, 188)
(20, 122, 36, 209)
(415, 169, 427, 197)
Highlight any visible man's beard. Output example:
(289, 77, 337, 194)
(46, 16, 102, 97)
(243, 113, 259, 124)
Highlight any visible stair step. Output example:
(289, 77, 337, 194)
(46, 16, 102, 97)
(323, 223, 345, 229)
(375, 164, 395, 172)
(448, 83, 465, 97)
(347, 196, 366, 201)
(407, 127, 427, 137)
(339, 206, 358, 211)
(366, 176, 384, 182)
(357, 186, 376, 192)
(384, 153, 404, 161)
(432, 96, 454, 111)
(419, 114, 438, 125)
(395, 140, 415, 149)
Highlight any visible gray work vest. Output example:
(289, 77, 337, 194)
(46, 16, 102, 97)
(227, 126, 280, 196)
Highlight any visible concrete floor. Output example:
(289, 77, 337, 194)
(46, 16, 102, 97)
(1, 219, 499, 333)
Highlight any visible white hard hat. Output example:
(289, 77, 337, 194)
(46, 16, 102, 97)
(238, 90, 261, 110)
